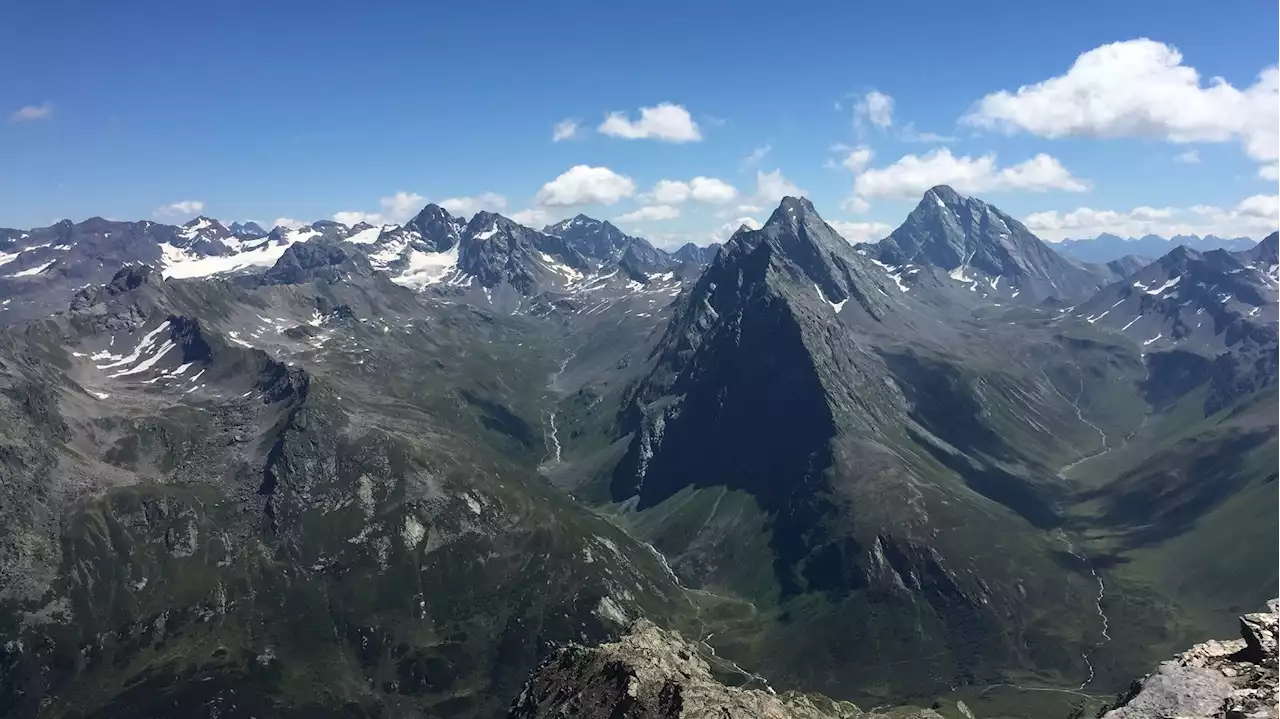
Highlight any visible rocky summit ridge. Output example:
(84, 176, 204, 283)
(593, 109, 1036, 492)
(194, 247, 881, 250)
(507, 618, 943, 719)
(1100, 600, 1278, 719)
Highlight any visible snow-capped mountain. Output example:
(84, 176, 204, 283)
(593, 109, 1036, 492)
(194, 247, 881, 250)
(1071, 232, 1279, 352)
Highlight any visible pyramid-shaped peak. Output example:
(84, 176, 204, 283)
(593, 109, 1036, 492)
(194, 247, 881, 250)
(924, 185, 967, 205)
(764, 196, 820, 227)
(411, 203, 448, 219)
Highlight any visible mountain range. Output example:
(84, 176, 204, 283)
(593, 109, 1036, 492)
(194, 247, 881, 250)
(0, 187, 1274, 719)
(1055, 232, 1260, 265)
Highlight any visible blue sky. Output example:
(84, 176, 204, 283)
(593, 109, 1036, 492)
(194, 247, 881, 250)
(2, 0, 1276, 245)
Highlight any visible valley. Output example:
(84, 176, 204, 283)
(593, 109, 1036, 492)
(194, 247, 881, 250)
(0, 189, 1274, 718)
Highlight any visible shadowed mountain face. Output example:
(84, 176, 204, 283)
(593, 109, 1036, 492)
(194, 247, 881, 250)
(0, 194, 1274, 719)
(585, 197, 1156, 703)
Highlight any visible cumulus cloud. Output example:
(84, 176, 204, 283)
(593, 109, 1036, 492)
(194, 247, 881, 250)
(754, 169, 804, 204)
(438, 191, 508, 218)
(711, 216, 763, 243)
(832, 145, 874, 173)
(380, 191, 426, 222)
(615, 205, 681, 223)
(331, 191, 426, 227)
(1173, 149, 1201, 164)
(1024, 194, 1280, 241)
(552, 119, 579, 142)
(840, 196, 871, 214)
(855, 91, 894, 130)
(852, 148, 1089, 200)
(154, 200, 205, 217)
(598, 103, 702, 142)
(332, 211, 383, 226)
(534, 165, 636, 206)
(9, 102, 53, 123)
(645, 177, 738, 205)
(829, 220, 892, 243)
(511, 208, 551, 227)
(273, 217, 306, 229)
(962, 39, 1279, 168)
(1259, 164, 1279, 181)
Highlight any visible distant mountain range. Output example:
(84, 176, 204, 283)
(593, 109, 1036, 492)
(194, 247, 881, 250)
(1056, 232, 1260, 264)
(0, 187, 1275, 718)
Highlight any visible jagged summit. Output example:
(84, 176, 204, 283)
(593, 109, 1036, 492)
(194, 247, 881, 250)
(509, 618, 940, 718)
(871, 186, 1119, 300)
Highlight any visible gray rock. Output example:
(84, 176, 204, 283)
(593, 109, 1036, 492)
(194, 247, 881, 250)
(1101, 600, 1279, 719)
(507, 618, 941, 719)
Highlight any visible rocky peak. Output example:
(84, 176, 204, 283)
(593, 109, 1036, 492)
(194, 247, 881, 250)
(453, 211, 589, 293)
(507, 619, 941, 719)
(1244, 231, 1279, 266)
(1100, 600, 1277, 719)
(671, 242, 719, 267)
(872, 186, 1114, 299)
(543, 213, 662, 269)
(260, 238, 372, 286)
(229, 221, 267, 239)
(69, 264, 164, 311)
(402, 203, 465, 252)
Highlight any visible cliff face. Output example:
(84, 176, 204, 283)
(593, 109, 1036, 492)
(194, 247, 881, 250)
(506, 619, 942, 719)
(1100, 600, 1278, 719)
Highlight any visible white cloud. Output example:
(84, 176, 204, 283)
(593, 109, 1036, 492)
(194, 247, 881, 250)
(1260, 164, 1279, 181)
(900, 123, 957, 143)
(330, 191, 426, 227)
(838, 145, 874, 173)
(829, 220, 892, 243)
(534, 165, 636, 206)
(332, 211, 383, 226)
(742, 144, 772, 168)
(841, 196, 871, 214)
(9, 103, 53, 123)
(154, 200, 205, 217)
(615, 205, 681, 223)
(511, 208, 551, 227)
(1173, 149, 1200, 164)
(552, 119, 579, 142)
(645, 176, 738, 205)
(598, 103, 702, 143)
(1024, 194, 1279, 241)
(754, 169, 804, 204)
(962, 39, 1279, 167)
(855, 91, 894, 130)
(273, 217, 306, 229)
(853, 148, 1089, 199)
(438, 191, 508, 218)
(711, 216, 763, 243)
(380, 191, 425, 222)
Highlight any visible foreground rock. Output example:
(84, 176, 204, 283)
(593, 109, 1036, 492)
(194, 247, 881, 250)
(1101, 600, 1278, 719)
(507, 619, 942, 719)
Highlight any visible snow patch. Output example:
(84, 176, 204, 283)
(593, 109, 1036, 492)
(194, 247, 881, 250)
(1144, 275, 1181, 295)
(392, 243, 461, 288)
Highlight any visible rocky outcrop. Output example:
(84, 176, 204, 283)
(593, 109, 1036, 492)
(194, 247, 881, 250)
(507, 619, 942, 719)
(1101, 600, 1278, 719)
